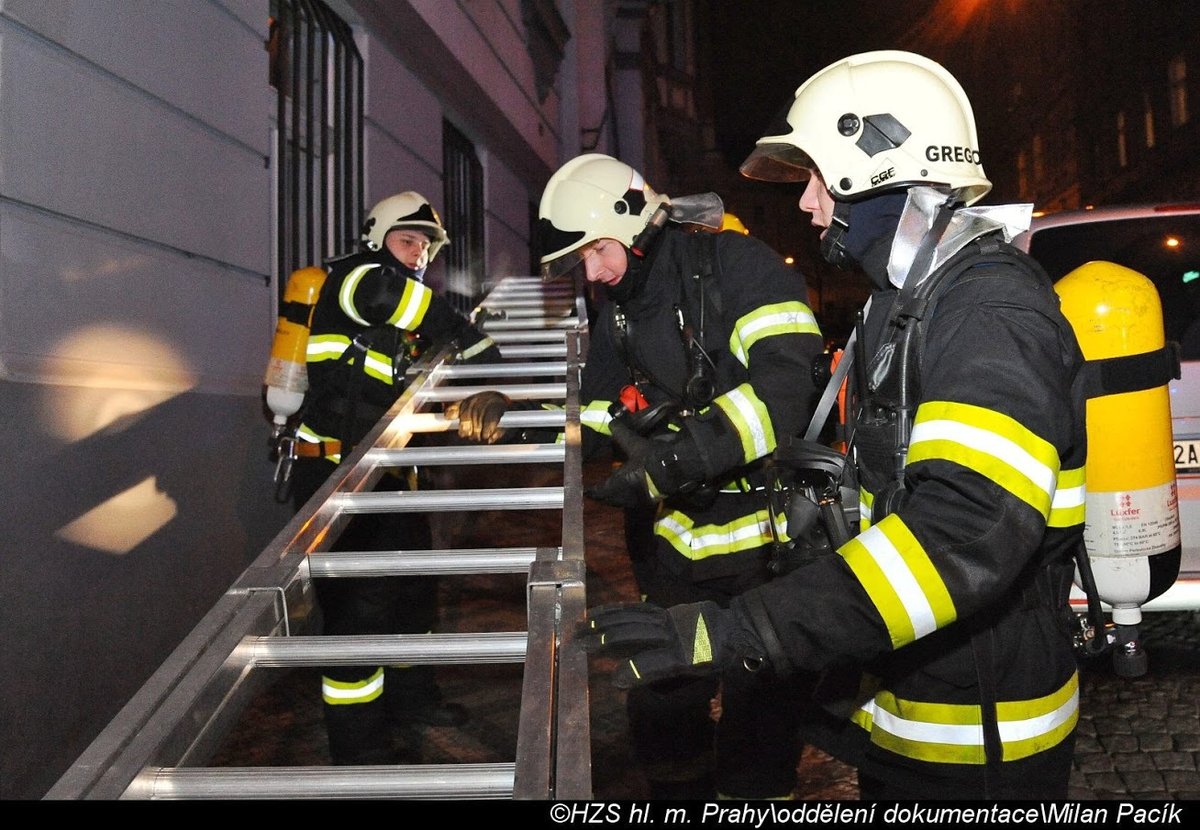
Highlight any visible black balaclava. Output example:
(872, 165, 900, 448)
(604, 234, 663, 304)
(824, 191, 908, 290)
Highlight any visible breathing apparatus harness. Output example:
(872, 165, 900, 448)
(606, 203, 728, 509)
(271, 255, 426, 502)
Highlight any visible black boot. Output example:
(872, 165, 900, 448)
(385, 665, 469, 727)
(323, 698, 412, 764)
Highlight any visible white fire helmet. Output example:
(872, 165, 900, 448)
(537, 154, 670, 279)
(740, 50, 992, 206)
(361, 191, 450, 261)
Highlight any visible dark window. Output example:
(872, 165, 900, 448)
(521, 0, 570, 104)
(269, 0, 363, 297)
(442, 121, 485, 313)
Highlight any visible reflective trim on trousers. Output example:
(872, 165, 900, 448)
(322, 666, 385, 705)
(849, 671, 1079, 764)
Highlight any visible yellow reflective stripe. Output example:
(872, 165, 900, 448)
(361, 347, 395, 383)
(321, 667, 384, 705)
(729, 301, 821, 366)
(296, 423, 342, 463)
(338, 264, 379, 326)
(838, 514, 956, 649)
(714, 383, 775, 462)
(306, 334, 393, 383)
(655, 507, 776, 560)
(908, 400, 1059, 518)
(859, 487, 875, 530)
(855, 672, 1079, 764)
(581, 401, 614, 435)
(386, 279, 433, 329)
(307, 333, 351, 362)
(693, 616, 713, 664)
(996, 673, 1080, 760)
(1048, 466, 1086, 528)
(296, 423, 335, 443)
(645, 472, 662, 500)
(459, 336, 496, 361)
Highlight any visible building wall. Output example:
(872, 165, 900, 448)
(0, 0, 293, 800)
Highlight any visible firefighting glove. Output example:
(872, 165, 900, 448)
(444, 391, 512, 444)
(575, 601, 766, 689)
(455, 327, 504, 364)
(585, 418, 708, 509)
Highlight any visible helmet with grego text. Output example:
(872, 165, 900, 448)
(739, 50, 992, 206)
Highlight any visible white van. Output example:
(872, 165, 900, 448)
(1014, 204, 1200, 615)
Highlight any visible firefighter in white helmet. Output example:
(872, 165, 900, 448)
(449, 153, 825, 799)
(291, 191, 500, 765)
(578, 51, 1090, 800)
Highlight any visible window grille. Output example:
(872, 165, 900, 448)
(442, 121, 485, 313)
(268, 0, 363, 298)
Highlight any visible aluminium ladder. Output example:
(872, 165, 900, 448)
(46, 275, 592, 800)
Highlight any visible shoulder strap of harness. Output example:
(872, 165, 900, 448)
(678, 232, 724, 348)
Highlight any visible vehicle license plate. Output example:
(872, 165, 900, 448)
(1175, 440, 1200, 472)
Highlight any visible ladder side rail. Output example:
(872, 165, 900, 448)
(550, 327, 593, 798)
(512, 326, 593, 798)
(125, 763, 518, 800)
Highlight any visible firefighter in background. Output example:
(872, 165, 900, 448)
(719, 213, 750, 235)
(578, 51, 1089, 799)
(447, 154, 825, 799)
(291, 191, 500, 765)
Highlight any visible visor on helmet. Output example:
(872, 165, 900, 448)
(739, 143, 817, 183)
(540, 243, 591, 281)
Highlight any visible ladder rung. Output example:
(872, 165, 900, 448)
(308, 547, 547, 577)
(334, 487, 564, 513)
(482, 318, 579, 331)
(497, 344, 568, 359)
(236, 632, 528, 666)
(366, 444, 564, 467)
(487, 282, 573, 292)
(431, 361, 568, 378)
(486, 285, 573, 296)
(416, 383, 565, 402)
(127, 763, 516, 800)
(485, 330, 567, 343)
(489, 309, 578, 319)
(392, 410, 565, 433)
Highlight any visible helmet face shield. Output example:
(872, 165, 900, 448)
(739, 143, 817, 183)
(540, 242, 590, 281)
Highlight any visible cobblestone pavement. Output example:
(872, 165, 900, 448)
(214, 458, 1200, 801)
(1070, 611, 1200, 800)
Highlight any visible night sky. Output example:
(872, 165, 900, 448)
(705, 1, 941, 166)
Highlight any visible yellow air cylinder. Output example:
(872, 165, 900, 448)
(264, 266, 326, 426)
(1055, 260, 1180, 626)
